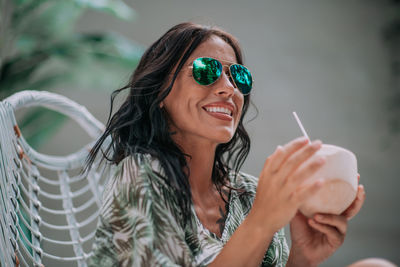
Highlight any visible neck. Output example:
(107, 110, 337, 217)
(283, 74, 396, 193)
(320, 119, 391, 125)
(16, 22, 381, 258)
(173, 134, 218, 198)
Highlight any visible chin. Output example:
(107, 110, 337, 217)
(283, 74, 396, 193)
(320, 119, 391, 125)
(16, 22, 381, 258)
(196, 126, 236, 144)
(213, 132, 235, 144)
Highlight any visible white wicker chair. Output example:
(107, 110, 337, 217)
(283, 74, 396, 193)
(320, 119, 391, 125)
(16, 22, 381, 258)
(0, 90, 113, 267)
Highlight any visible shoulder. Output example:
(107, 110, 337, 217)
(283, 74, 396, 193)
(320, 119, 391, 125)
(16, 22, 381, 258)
(116, 153, 163, 179)
(100, 153, 183, 226)
(112, 153, 167, 188)
(104, 153, 170, 207)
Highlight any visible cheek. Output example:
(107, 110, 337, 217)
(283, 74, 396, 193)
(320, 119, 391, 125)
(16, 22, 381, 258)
(236, 96, 245, 118)
(163, 84, 183, 112)
(163, 93, 192, 127)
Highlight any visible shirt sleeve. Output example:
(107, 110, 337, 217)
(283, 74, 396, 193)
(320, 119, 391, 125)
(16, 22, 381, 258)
(88, 155, 195, 267)
(234, 172, 290, 267)
(261, 227, 289, 267)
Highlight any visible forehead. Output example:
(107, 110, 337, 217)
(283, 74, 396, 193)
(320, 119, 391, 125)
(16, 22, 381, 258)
(188, 36, 237, 64)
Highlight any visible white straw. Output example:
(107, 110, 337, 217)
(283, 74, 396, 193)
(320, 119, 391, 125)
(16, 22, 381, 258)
(292, 111, 310, 142)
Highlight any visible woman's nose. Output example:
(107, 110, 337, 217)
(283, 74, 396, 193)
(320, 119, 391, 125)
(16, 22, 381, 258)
(213, 71, 236, 96)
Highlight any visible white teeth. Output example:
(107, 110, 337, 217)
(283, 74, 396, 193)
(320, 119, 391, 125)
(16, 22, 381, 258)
(205, 106, 232, 116)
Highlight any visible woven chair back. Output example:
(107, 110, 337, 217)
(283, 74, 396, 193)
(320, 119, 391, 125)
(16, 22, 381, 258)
(0, 90, 112, 267)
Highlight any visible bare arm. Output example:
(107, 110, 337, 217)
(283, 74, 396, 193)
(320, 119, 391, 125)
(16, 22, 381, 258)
(208, 214, 275, 267)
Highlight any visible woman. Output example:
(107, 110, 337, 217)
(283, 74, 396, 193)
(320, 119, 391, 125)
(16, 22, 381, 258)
(86, 22, 366, 266)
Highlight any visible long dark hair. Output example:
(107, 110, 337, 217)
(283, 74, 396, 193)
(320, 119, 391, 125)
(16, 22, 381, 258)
(85, 22, 251, 226)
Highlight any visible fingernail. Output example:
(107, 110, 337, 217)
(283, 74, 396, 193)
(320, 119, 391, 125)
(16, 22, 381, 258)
(314, 179, 324, 188)
(312, 140, 322, 148)
(298, 136, 308, 142)
(317, 157, 326, 164)
(299, 137, 309, 144)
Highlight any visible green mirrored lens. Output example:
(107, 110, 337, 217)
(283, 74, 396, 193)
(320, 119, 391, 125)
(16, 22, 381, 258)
(230, 64, 253, 95)
(192, 58, 222, 86)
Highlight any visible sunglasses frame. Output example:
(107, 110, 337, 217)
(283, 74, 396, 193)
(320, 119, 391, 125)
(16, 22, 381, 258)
(189, 57, 254, 95)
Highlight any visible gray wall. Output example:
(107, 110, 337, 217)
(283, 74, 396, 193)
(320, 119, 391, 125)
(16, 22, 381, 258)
(39, 0, 399, 266)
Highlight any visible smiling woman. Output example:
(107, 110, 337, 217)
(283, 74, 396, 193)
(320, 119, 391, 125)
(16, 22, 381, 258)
(84, 22, 369, 267)
(162, 36, 245, 146)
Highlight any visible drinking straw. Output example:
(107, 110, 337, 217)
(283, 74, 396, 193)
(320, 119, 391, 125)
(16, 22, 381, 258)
(292, 111, 311, 142)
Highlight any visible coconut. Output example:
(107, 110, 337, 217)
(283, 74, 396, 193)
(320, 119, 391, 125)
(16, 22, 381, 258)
(299, 144, 358, 218)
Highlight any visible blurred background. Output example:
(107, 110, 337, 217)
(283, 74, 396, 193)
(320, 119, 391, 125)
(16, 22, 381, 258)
(1, 0, 399, 266)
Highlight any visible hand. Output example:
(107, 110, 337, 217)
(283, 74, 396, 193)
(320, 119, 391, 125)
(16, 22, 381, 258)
(248, 137, 326, 235)
(287, 174, 366, 267)
(342, 175, 366, 220)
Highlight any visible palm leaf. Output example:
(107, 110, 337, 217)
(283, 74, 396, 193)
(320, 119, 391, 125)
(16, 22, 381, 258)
(0, 32, 143, 98)
(72, 0, 135, 20)
(0, 0, 140, 152)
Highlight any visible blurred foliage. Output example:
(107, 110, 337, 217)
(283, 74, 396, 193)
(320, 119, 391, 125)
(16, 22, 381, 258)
(0, 0, 143, 148)
(383, 0, 400, 134)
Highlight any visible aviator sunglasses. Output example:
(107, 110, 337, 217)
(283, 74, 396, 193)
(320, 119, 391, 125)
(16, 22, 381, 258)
(190, 57, 253, 95)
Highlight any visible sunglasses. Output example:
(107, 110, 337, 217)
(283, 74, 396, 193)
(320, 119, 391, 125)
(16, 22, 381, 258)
(190, 57, 253, 95)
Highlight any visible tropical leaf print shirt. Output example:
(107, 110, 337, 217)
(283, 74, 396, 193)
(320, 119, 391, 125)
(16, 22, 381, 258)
(89, 153, 289, 267)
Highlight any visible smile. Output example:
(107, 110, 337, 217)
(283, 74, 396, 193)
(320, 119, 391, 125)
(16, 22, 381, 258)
(204, 106, 232, 116)
(202, 103, 234, 122)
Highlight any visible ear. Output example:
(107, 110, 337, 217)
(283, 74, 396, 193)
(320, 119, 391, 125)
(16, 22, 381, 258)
(159, 101, 164, 108)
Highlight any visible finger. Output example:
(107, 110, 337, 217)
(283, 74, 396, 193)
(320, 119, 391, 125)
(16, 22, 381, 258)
(314, 214, 348, 235)
(267, 136, 309, 172)
(282, 140, 323, 179)
(290, 155, 326, 187)
(343, 184, 366, 220)
(291, 179, 324, 204)
(308, 219, 345, 246)
(279, 140, 323, 184)
(266, 145, 285, 172)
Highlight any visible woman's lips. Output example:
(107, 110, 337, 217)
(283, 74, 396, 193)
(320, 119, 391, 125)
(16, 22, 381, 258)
(203, 108, 233, 121)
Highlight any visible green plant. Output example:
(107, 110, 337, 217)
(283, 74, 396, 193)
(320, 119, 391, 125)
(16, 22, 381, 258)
(0, 0, 143, 148)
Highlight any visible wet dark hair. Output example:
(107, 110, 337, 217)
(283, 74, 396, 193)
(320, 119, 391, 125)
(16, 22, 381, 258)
(85, 22, 251, 226)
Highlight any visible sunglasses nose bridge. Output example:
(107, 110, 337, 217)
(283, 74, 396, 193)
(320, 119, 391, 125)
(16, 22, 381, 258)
(214, 69, 236, 96)
(225, 65, 240, 90)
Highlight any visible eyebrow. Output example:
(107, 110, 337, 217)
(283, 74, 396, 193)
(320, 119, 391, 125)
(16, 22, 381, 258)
(188, 57, 239, 65)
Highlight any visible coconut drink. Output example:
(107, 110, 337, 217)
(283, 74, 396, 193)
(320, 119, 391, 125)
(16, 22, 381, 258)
(292, 112, 358, 217)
